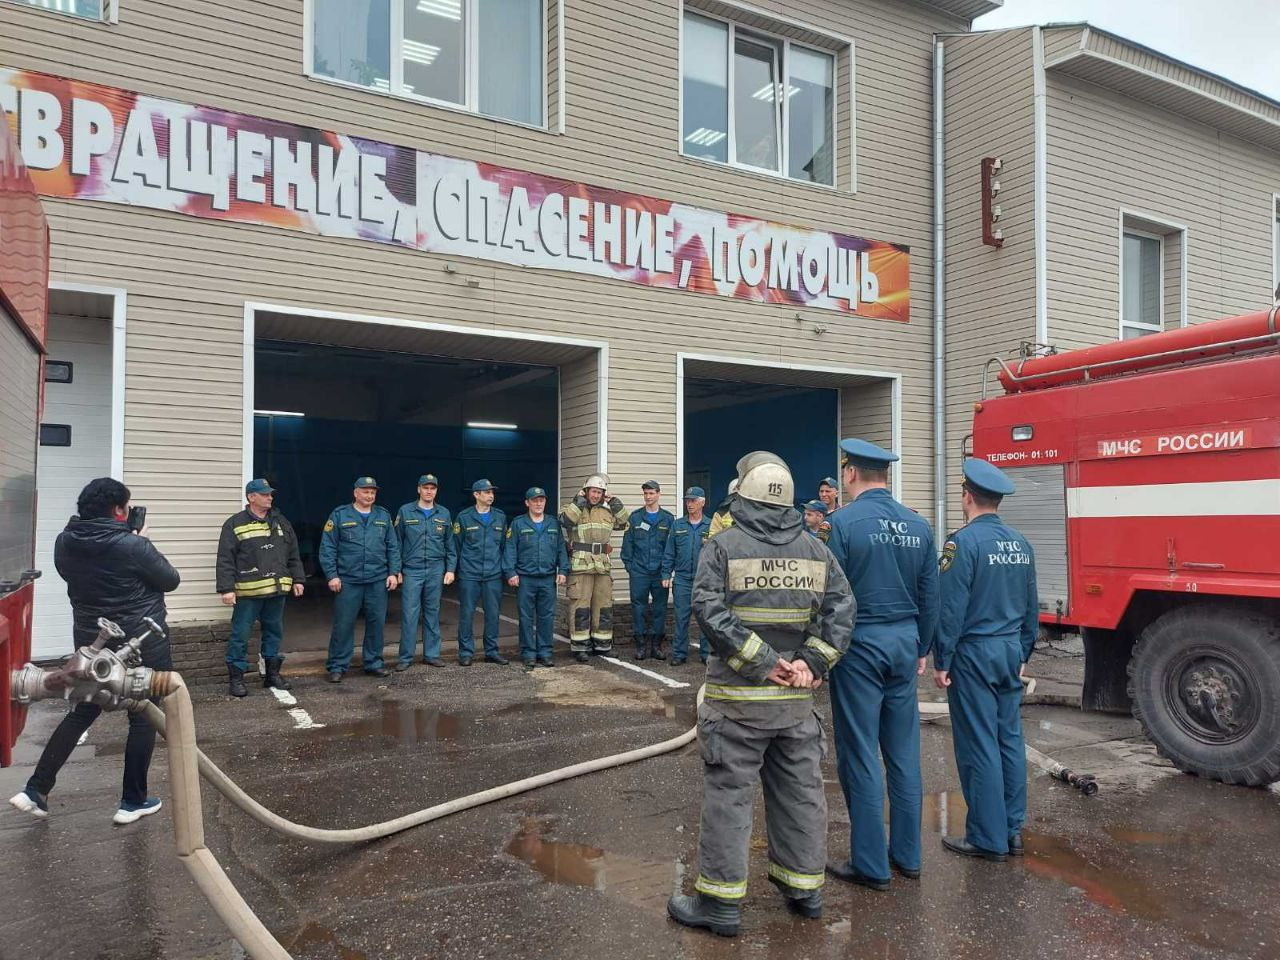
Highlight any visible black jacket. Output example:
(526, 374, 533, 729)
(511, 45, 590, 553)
(215, 507, 304, 596)
(53, 517, 181, 649)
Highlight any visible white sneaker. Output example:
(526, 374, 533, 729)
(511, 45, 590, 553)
(112, 797, 162, 825)
(9, 789, 48, 819)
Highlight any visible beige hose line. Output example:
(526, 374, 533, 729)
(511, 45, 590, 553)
(141, 672, 700, 959)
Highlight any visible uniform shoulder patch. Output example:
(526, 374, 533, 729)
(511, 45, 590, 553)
(323, 519, 335, 532)
(940, 539, 957, 572)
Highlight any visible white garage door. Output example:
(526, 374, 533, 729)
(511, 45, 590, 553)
(32, 314, 113, 659)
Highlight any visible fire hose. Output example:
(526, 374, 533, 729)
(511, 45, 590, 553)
(11, 619, 1097, 957)
(11, 617, 699, 959)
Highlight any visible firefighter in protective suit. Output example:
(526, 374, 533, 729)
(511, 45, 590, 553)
(706, 478, 738, 538)
(668, 452, 856, 937)
(559, 473, 629, 662)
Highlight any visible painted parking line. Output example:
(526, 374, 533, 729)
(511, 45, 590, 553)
(442, 596, 691, 690)
(268, 686, 325, 729)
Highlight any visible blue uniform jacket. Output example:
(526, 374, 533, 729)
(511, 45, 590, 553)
(394, 503, 457, 572)
(935, 514, 1039, 671)
(503, 514, 570, 578)
(826, 488, 939, 657)
(621, 507, 674, 576)
(453, 506, 507, 580)
(660, 515, 710, 581)
(319, 504, 400, 584)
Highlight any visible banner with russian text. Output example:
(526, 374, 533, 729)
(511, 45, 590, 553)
(0, 69, 909, 320)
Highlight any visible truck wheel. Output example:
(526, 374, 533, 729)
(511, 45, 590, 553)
(1127, 604, 1280, 786)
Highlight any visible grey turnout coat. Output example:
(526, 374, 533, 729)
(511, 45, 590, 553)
(693, 496, 856, 728)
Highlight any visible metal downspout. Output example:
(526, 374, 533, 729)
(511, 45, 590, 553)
(932, 37, 947, 539)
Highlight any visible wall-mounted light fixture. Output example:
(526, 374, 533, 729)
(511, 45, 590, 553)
(466, 421, 518, 430)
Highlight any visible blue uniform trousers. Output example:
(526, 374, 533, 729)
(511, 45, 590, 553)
(326, 581, 388, 674)
(671, 576, 707, 661)
(830, 620, 923, 880)
(399, 563, 445, 665)
(225, 595, 286, 671)
(946, 635, 1026, 855)
(457, 577, 502, 659)
(629, 572, 669, 637)
(516, 575, 556, 662)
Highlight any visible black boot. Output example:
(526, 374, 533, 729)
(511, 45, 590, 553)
(649, 635, 668, 661)
(227, 666, 248, 698)
(666, 892, 740, 937)
(264, 657, 291, 690)
(634, 636, 647, 660)
(767, 874, 823, 917)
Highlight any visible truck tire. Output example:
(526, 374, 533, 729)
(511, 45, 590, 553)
(1127, 604, 1280, 786)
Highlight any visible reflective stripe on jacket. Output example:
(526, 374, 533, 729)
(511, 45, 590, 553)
(215, 508, 304, 597)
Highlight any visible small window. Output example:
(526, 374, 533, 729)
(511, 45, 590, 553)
(44, 360, 73, 384)
(4, 0, 104, 20)
(40, 424, 72, 447)
(310, 0, 544, 126)
(1121, 231, 1162, 340)
(681, 11, 836, 187)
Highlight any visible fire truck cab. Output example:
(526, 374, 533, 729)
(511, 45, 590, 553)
(0, 109, 49, 766)
(972, 306, 1280, 786)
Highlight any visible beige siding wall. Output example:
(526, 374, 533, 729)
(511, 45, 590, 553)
(941, 28, 1038, 528)
(838, 377, 898, 496)
(1, 0, 965, 621)
(1045, 72, 1280, 350)
(558, 352, 601, 505)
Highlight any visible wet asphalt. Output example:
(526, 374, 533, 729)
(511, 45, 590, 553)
(2, 628, 1279, 960)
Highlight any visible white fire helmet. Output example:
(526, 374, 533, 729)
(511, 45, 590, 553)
(727, 478, 740, 496)
(584, 473, 609, 492)
(737, 454, 794, 507)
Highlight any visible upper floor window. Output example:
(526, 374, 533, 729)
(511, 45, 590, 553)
(310, 0, 544, 127)
(681, 11, 835, 187)
(1121, 231, 1162, 340)
(5, 0, 104, 19)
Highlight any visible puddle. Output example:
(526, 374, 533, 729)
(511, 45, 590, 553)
(504, 816, 678, 914)
(287, 920, 368, 960)
(314, 699, 465, 743)
(1022, 832, 1167, 922)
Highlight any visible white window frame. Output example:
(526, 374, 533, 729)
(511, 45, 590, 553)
(677, 3, 846, 192)
(3, 0, 115, 22)
(1119, 226, 1165, 340)
(303, 0, 552, 132)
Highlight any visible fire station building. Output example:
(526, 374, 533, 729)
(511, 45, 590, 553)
(1, 0, 1277, 669)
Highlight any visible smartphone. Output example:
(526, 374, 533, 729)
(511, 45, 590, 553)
(127, 505, 147, 532)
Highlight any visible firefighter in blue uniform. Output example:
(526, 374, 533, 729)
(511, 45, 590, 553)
(660, 486, 710, 665)
(394, 473, 457, 670)
(800, 500, 828, 539)
(320, 477, 401, 683)
(453, 479, 509, 665)
(504, 486, 570, 671)
(935, 458, 1039, 862)
(621, 480, 675, 660)
(825, 439, 939, 890)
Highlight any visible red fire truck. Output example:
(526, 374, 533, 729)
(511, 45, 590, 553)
(972, 305, 1280, 786)
(0, 109, 50, 767)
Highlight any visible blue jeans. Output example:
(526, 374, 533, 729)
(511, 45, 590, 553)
(670, 576, 707, 661)
(628, 571, 669, 637)
(517, 575, 556, 662)
(326, 580, 388, 674)
(225, 594, 285, 671)
(399, 563, 445, 664)
(457, 577, 502, 659)
(830, 620, 923, 880)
